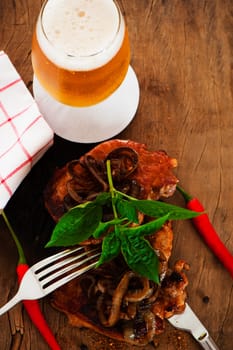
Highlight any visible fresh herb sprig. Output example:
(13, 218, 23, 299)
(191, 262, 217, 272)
(46, 160, 201, 283)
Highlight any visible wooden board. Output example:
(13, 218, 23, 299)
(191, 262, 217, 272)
(0, 1, 232, 349)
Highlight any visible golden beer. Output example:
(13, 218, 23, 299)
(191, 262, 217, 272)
(31, 0, 130, 107)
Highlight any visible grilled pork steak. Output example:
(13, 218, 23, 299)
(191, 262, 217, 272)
(44, 139, 178, 222)
(44, 140, 189, 346)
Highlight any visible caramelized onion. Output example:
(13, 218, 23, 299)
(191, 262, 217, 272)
(84, 155, 108, 191)
(144, 311, 156, 343)
(96, 278, 115, 295)
(125, 302, 137, 319)
(66, 158, 105, 204)
(66, 179, 85, 202)
(99, 271, 135, 327)
(67, 159, 83, 177)
(79, 275, 96, 299)
(124, 277, 153, 302)
(64, 146, 142, 206)
(105, 147, 139, 181)
(123, 321, 135, 341)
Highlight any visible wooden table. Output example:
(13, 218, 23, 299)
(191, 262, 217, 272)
(0, 1, 232, 349)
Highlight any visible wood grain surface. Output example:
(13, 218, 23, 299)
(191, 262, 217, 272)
(0, 0, 233, 349)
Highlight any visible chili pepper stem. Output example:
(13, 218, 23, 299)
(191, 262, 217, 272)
(176, 185, 193, 202)
(1, 210, 26, 264)
(1, 210, 61, 349)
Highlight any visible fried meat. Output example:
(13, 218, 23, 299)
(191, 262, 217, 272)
(44, 139, 178, 222)
(44, 139, 189, 346)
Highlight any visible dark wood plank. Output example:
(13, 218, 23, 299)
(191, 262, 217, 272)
(0, 0, 232, 349)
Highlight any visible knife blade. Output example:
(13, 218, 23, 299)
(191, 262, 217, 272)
(168, 303, 220, 350)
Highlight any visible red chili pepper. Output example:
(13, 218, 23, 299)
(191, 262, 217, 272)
(177, 186, 233, 279)
(2, 211, 61, 350)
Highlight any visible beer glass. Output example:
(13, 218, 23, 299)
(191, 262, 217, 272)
(32, 0, 139, 143)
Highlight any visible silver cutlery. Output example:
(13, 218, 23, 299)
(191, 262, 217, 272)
(168, 303, 220, 350)
(0, 246, 220, 350)
(0, 246, 100, 316)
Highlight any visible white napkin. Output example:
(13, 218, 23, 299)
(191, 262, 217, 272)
(0, 51, 54, 209)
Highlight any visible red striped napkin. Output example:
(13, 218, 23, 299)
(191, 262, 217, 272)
(0, 51, 54, 209)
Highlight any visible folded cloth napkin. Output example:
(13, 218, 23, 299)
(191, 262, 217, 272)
(0, 51, 54, 209)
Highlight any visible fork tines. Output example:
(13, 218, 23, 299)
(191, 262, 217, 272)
(32, 246, 101, 292)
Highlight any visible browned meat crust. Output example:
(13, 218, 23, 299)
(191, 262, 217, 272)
(44, 140, 189, 346)
(44, 139, 178, 222)
(51, 241, 189, 346)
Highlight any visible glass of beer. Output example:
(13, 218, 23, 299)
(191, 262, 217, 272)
(32, 0, 139, 143)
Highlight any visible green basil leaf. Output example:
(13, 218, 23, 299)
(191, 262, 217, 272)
(130, 199, 201, 220)
(92, 218, 125, 238)
(71, 192, 111, 210)
(122, 213, 170, 237)
(121, 234, 159, 284)
(96, 230, 121, 266)
(94, 192, 112, 205)
(116, 198, 139, 223)
(45, 159, 202, 284)
(46, 204, 102, 247)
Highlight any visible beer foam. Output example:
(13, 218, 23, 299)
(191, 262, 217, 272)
(37, 0, 125, 70)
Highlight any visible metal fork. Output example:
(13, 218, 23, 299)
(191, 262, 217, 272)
(0, 246, 100, 316)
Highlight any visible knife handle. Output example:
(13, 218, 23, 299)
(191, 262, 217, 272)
(199, 335, 220, 350)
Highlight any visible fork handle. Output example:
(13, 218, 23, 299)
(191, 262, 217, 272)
(0, 292, 22, 316)
(199, 335, 220, 350)
(17, 264, 61, 350)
